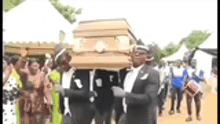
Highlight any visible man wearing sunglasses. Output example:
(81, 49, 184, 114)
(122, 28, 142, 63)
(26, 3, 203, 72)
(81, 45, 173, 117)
(113, 44, 160, 124)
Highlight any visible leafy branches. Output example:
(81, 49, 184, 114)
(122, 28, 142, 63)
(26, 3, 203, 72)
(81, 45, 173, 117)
(183, 30, 211, 50)
(3, 0, 24, 11)
(51, 0, 82, 23)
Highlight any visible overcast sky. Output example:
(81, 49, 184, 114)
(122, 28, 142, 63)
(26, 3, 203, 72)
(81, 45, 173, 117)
(61, 0, 217, 48)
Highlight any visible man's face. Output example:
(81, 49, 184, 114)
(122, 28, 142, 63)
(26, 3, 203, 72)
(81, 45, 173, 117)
(59, 53, 71, 71)
(176, 61, 181, 67)
(191, 61, 197, 68)
(131, 48, 147, 67)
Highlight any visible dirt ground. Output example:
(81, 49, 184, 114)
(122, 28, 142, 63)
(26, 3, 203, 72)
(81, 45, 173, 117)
(157, 92, 217, 124)
(91, 89, 217, 124)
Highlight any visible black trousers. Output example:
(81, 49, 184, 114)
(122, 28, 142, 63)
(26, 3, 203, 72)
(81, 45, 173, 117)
(164, 81, 169, 100)
(186, 92, 201, 116)
(157, 88, 165, 113)
(94, 109, 112, 124)
(170, 88, 184, 111)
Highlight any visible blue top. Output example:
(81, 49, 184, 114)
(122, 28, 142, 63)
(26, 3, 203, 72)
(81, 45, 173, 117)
(171, 67, 187, 88)
(186, 66, 204, 84)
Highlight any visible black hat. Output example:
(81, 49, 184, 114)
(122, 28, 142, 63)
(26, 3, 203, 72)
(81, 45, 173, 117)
(132, 44, 154, 61)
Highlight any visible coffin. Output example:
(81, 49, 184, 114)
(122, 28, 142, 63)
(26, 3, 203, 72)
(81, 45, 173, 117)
(70, 19, 138, 70)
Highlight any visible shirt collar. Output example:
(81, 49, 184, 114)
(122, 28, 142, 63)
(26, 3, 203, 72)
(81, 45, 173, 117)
(63, 67, 75, 74)
(131, 64, 144, 72)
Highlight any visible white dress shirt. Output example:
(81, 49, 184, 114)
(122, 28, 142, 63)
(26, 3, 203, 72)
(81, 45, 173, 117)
(62, 68, 75, 116)
(123, 64, 144, 113)
(89, 69, 96, 102)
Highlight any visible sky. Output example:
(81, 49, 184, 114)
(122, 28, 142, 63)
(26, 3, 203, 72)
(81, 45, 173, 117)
(61, 0, 217, 48)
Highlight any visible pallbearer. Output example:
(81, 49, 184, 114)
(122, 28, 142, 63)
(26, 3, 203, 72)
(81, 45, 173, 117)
(113, 44, 160, 124)
(92, 69, 119, 124)
(54, 44, 97, 124)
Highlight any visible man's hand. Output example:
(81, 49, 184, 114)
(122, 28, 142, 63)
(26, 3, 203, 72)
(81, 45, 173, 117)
(20, 49, 28, 58)
(89, 91, 98, 97)
(55, 85, 65, 95)
(111, 86, 126, 98)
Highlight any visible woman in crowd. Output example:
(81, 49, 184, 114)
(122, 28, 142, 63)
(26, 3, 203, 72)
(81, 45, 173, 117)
(41, 54, 54, 124)
(49, 63, 63, 124)
(3, 56, 21, 124)
(20, 58, 51, 124)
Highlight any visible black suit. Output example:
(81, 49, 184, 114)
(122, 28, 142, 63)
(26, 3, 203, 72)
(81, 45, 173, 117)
(93, 69, 119, 124)
(60, 69, 92, 124)
(115, 65, 160, 124)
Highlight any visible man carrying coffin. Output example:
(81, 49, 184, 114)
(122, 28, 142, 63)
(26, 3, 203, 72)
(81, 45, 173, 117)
(112, 44, 160, 124)
(53, 44, 97, 124)
(92, 69, 119, 124)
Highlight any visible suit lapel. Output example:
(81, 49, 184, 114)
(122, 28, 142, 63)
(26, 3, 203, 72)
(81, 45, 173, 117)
(131, 66, 149, 92)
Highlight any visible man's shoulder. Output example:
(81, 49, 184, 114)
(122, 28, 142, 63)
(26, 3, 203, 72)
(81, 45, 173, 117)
(75, 69, 90, 74)
(148, 66, 159, 75)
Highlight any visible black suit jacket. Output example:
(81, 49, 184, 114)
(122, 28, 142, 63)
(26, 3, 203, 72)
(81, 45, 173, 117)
(59, 69, 91, 118)
(115, 65, 160, 124)
(93, 69, 119, 114)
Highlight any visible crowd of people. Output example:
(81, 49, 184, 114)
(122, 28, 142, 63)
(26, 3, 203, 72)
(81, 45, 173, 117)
(2, 44, 217, 124)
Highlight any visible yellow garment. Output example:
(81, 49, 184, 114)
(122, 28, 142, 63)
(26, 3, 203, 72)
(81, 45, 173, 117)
(12, 69, 22, 124)
(50, 70, 63, 124)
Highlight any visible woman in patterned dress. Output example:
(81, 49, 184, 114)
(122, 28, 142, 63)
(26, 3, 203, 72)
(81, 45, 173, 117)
(41, 57, 54, 124)
(3, 57, 21, 124)
(21, 58, 51, 124)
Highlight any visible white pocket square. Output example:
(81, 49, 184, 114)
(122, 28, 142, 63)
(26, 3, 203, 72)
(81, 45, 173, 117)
(74, 79, 83, 89)
(140, 73, 149, 80)
(95, 78, 102, 87)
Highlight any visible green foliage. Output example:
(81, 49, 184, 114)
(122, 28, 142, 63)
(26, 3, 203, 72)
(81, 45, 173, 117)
(157, 30, 211, 61)
(3, 0, 24, 11)
(3, 0, 81, 24)
(51, 0, 81, 23)
(184, 30, 211, 50)
(157, 42, 182, 60)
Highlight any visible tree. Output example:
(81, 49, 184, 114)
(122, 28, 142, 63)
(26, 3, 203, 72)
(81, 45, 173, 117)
(157, 42, 182, 61)
(3, 0, 24, 11)
(51, 0, 82, 23)
(183, 30, 211, 50)
(157, 30, 211, 61)
(3, 0, 81, 23)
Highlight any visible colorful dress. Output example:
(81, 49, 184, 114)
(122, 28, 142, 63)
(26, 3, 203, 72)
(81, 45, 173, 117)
(22, 71, 51, 124)
(50, 70, 63, 124)
(3, 75, 20, 124)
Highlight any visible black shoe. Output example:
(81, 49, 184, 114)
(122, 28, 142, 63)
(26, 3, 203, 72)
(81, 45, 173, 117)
(177, 109, 181, 113)
(168, 110, 175, 115)
(185, 116, 193, 122)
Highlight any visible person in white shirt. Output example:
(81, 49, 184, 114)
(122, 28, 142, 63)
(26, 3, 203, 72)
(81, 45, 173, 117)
(112, 44, 160, 124)
(157, 61, 168, 116)
(168, 60, 187, 115)
(185, 59, 206, 122)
